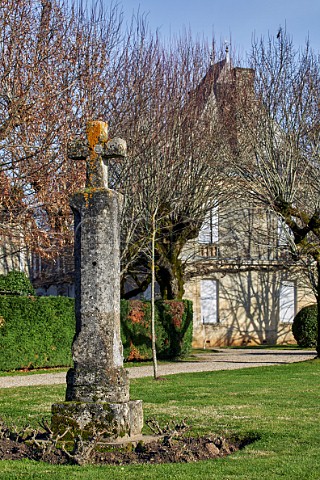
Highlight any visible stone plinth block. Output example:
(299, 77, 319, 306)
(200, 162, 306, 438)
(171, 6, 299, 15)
(51, 400, 143, 440)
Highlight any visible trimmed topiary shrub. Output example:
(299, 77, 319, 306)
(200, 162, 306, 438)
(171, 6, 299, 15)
(120, 300, 166, 361)
(156, 300, 193, 359)
(0, 271, 35, 296)
(120, 299, 193, 361)
(0, 296, 75, 370)
(292, 304, 318, 348)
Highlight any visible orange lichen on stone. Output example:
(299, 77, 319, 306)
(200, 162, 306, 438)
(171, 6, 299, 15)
(82, 191, 90, 208)
(85, 121, 109, 189)
(86, 120, 109, 156)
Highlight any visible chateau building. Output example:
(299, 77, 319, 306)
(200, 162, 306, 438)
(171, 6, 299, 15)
(182, 199, 314, 347)
(182, 52, 315, 346)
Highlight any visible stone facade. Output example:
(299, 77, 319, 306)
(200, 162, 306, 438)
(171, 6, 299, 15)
(0, 227, 29, 276)
(183, 199, 316, 347)
(185, 270, 315, 348)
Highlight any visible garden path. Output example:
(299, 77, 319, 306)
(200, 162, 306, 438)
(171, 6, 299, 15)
(0, 349, 315, 389)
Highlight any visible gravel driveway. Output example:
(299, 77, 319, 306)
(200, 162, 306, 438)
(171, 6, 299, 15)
(0, 349, 316, 389)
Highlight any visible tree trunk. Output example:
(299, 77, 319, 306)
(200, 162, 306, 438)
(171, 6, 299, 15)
(317, 261, 320, 358)
(151, 210, 158, 379)
(156, 254, 185, 300)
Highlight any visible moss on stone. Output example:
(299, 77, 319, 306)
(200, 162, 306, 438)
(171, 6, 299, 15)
(51, 400, 143, 441)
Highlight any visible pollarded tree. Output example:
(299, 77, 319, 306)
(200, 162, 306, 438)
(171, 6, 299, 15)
(234, 31, 320, 355)
(0, 0, 124, 264)
(106, 34, 234, 299)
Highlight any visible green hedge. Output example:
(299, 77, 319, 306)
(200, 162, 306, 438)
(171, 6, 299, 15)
(120, 300, 166, 361)
(0, 296, 74, 370)
(156, 300, 193, 359)
(0, 296, 193, 371)
(121, 299, 193, 361)
(0, 271, 35, 296)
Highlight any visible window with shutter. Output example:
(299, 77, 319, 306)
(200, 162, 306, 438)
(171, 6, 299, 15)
(279, 280, 296, 323)
(201, 279, 219, 324)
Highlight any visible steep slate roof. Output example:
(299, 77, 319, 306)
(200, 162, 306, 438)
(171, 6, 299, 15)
(193, 51, 254, 109)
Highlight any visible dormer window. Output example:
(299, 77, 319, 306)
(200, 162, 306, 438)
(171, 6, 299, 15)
(198, 205, 219, 244)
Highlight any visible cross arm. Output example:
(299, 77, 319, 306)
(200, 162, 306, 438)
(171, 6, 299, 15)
(67, 134, 90, 160)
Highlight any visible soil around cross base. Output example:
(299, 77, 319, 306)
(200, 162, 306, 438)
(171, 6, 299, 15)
(0, 434, 252, 465)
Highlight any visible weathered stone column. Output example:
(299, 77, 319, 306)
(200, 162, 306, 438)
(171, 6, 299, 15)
(66, 188, 128, 404)
(51, 121, 143, 440)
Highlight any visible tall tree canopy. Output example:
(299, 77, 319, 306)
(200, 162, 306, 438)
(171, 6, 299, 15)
(0, 0, 123, 258)
(0, 0, 231, 298)
(234, 31, 320, 354)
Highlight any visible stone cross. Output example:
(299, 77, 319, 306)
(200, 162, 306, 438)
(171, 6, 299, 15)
(51, 120, 143, 442)
(67, 120, 127, 189)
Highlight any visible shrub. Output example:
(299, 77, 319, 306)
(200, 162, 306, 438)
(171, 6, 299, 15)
(0, 296, 193, 370)
(157, 300, 193, 359)
(0, 296, 74, 370)
(120, 299, 193, 361)
(0, 271, 35, 296)
(292, 304, 318, 348)
(120, 300, 166, 361)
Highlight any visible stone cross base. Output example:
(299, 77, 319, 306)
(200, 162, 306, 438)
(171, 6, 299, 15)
(51, 400, 143, 440)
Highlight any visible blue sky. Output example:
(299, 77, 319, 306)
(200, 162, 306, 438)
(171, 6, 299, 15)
(115, 0, 320, 57)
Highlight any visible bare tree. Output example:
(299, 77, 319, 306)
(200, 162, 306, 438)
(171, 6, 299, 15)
(0, 2, 232, 303)
(0, 0, 124, 264)
(107, 34, 232, 300)
(234, 31, 320, 355)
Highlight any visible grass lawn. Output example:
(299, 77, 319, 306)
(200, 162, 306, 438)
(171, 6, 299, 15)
(0, 359, 319, 479)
